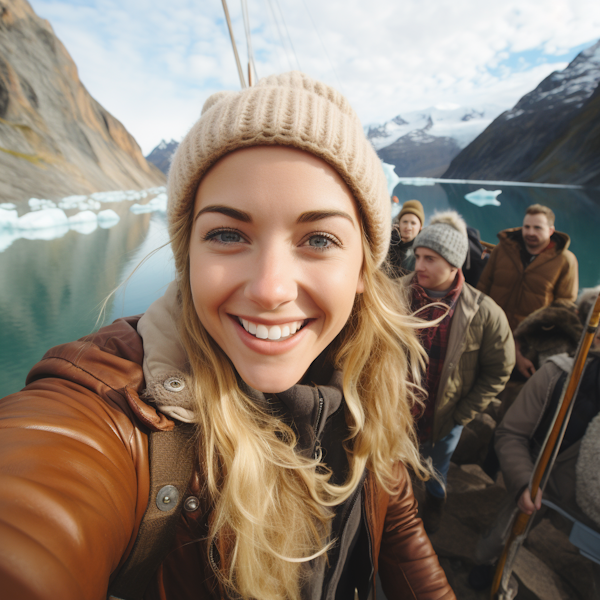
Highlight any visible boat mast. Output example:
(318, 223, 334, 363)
(221, 0, 247, 88)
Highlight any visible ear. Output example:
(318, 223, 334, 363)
(356, 272, 365, 295)
(549, 225, 555, 236)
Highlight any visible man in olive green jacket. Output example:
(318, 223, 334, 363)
(402, 211, 515, 532)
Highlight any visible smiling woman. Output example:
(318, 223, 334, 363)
(0, 72, 455, 600)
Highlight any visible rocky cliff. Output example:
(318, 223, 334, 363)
(0, 0, 165, 205)
(443, 39, 600, 186)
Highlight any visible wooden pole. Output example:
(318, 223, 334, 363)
(221, 0, 246, 89)
(491, 290, 600, 599)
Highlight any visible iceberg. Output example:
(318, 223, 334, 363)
(17, 208, 69, 230)
(59, 196, 102, 211)
(381, 161, 401, 196)
(20, 225, 69, 241)
(0, 207, 18, 229)
(0, 229, 19, 252)
(464, 188, 502, 207)
(397, 177, 435, 187)
(69, 211, 98, 235)
(130, 192, 168, 214)
(28, 198, 57, 211)
(0, 202, 16, 209)
(97, 209, 120, 228)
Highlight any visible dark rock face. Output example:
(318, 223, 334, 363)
(377, 130, 461, 178)
(443, 39, 600, 186)
(145, 139, 179, 175)
(0, 0, 165, 205)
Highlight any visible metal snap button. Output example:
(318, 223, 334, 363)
(164, 377, 185, 392)
(156, 485, 179, 511)
(184, 496, 200, 512)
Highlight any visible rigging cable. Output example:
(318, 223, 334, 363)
(263, 0, 294, 71)
(298, 0, 345, 94)
(269, 0, 302, 71)
(241, 0, 258, 85)
(221, 0, 247, 88)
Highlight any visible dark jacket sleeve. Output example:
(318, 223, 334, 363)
(0, 322, 151, 600)
(476, 244, 498, 296)
(377, 466, 455, 599)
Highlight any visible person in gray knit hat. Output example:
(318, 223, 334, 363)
(401, 211, 515, 533)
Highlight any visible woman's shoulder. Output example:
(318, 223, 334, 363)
(26, 315, 145, 393)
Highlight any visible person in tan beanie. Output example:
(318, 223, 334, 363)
(0, 72, 454, 600)
(387, 199, 425, 277)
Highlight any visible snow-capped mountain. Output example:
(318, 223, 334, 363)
(366, 105, 505, 177)
(146, 139, 179, 175)
(444, 39, 600, 184)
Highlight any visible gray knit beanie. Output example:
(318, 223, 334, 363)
(413, 211, 469, 269)
(167, 71, 391, 266)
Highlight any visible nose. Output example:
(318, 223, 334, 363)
(244, 245, 298, 310)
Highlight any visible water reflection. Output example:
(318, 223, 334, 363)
(0, 207, 168, 397)
(1, 181, 599, 399)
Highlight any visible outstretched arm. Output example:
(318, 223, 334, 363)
(0, 336, 149, 600)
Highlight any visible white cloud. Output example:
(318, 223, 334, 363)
(29, 0, 600, 153)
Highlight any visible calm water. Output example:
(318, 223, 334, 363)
(1, 181, 599, 398)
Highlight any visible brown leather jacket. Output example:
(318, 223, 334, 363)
(477, 228, 578, 330)
(0, 316, 454, 600)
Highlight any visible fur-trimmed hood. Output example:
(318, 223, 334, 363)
(514, 301, 582, 368)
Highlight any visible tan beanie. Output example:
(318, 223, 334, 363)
(167, 71, 391, 266)
(398, 199, 425, 227)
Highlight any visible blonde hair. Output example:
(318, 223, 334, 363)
(170, 200, 429, 600)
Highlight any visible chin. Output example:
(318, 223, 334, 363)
(236, 364, 306, 393)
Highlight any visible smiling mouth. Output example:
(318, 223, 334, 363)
(237, 317, 309, 341)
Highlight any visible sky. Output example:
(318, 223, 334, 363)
(28, 0, 600, 155)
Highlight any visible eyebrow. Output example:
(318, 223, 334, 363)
(194, 205, 252, 223)
(297, 210, 356, 227)
(194, 206, 356, 227)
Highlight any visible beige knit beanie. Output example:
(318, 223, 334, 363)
(167, 71, 391, 266)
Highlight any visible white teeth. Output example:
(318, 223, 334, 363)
(239, 318, 306, 341)
(268, 325, 281, 340)
(256, 324, 269, 339)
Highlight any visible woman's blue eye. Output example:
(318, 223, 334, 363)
(206, 229, 243, 244)
(308, 235, 332, 249)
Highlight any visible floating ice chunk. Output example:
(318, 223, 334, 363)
(20, 224, 69, 241)
(464, 188, 502, 207)
(59, 196, 102, 211)
(381, 161, 401, 196)
(130, 192, 168, 214)
(0, 208, 18, 228)
(17, 208, 68, 230)
(397, 177, 436, 187)
(97, 209, 120, 228)
(70, 220, 98, 235)
(68, 210, 98, 224)
(69, 211, 98, 234)
(0, 202, 16, 209)
(28, 198, 57, 211)
(0, 229, 19, 252)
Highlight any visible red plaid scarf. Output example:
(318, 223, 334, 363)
(410, 270, 464, 442)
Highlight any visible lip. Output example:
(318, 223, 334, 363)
(229, 315, 314, 356)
